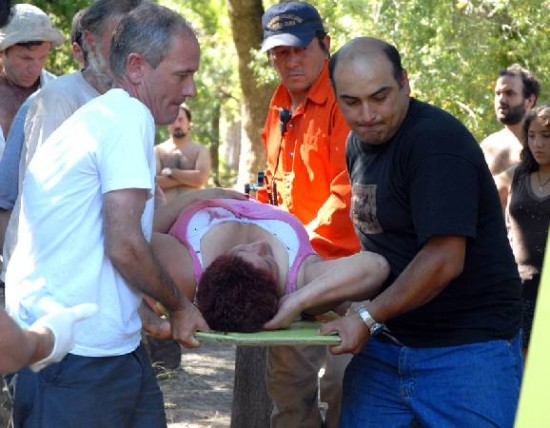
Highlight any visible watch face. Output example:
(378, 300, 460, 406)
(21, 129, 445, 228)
(370, 323, 385, 337)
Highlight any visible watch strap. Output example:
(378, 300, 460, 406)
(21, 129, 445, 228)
(354, 305, 384, 336)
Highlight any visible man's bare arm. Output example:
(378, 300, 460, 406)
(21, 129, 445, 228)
(321, 235, 466, 354)
(103, 188, 208, 347)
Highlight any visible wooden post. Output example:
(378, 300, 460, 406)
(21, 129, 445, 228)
(230, 346, 272, 427)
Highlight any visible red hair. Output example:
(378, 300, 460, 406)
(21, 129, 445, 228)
(196, 254, 279, 332)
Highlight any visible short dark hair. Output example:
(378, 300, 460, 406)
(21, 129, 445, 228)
(15, 40, 46, 48)
(180, 104, 192, 122)
(196, 254, 279, 332)
(70, 7, 87, 46)
(499, 64, 540, 102)
(316, 31, 329, 55)
(520, 104, 550, 173)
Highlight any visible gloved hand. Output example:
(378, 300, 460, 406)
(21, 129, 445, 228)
(28, 303, 98, 372)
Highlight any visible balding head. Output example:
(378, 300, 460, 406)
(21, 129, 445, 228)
(329, 37, 404, 91)
(329, 37, 410, 145)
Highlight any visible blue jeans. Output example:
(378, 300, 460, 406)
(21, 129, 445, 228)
(6, 343, 166, 428)
(339, 335, 523, 428)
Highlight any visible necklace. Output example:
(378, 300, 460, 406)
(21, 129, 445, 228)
(536, 170, 550, 192)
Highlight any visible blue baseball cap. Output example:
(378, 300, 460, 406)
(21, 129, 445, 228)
(261, 2, 325, 52)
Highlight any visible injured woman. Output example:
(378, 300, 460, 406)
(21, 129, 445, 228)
(147, 189, 389, 333)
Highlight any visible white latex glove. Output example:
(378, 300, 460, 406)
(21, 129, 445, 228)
(28, 303, 98, 372)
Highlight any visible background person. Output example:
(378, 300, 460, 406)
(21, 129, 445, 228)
(256, 3, 360, 426)
(495, 104, 550, 357)
(481, 64, 540, 175)
(155, 103, 212, 203)
(0, 3, 63, 159)
(4, 4, 207, 426)
(322, 36, 523, 427)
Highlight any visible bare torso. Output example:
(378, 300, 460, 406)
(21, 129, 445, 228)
(156, 139, 202, 171)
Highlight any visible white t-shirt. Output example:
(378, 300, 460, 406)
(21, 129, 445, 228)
(22, 70, 100, 179)
(6, 88, 156, 357)
(2, 71, 99, 282)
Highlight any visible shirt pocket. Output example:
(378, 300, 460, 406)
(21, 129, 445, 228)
(351, 182, 383, 234)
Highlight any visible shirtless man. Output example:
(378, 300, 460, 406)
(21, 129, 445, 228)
(0, 4, 63, 159)
(155, 103, 211, 203)
(481, 64, 540, 175)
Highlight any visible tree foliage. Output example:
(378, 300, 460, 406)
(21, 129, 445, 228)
(308, 0, 550, 141)
(37, 0, 550, 183)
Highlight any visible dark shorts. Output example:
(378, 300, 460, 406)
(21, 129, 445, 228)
(6, 342, 166, 428)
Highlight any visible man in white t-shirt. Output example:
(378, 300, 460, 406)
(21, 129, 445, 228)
(0, 0, 142, 284)
(5, 4, 209, 426)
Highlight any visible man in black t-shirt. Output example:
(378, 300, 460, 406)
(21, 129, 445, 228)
(320, 37, 522, 427)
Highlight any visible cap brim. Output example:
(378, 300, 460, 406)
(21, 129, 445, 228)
(261, 32, 315, 52)
(0, 29, 64, 51)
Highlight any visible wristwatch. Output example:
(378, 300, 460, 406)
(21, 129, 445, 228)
(354, 305, 385, 336)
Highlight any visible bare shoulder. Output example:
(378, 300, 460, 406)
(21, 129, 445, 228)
(494, 165, 516, 190)
(154, 140, 173, 154)
(195, 142, 209, 153)
(187, 141, 208, 154)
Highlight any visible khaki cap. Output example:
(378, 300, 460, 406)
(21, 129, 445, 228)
(0, 4, 64, 51)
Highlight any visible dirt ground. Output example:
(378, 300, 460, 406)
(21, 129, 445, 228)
(0, 341, 236, 428)
(0, 287, 236, 428)
(159, 342, 236, 428)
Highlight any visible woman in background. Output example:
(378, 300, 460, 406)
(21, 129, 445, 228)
(496, 104, 550, 356)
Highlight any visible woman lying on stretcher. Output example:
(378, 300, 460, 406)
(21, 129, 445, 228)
(146, 189, 389, 333)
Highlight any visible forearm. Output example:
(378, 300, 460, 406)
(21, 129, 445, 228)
(103, 189, 187, 311)
(0, 311, 52, 373)
(368, 236, 466, 323)
(300, 252, 389, 314)
(169, 169, 209, 188)
(156, 175, 180, 190)
(109, 236, 186, 312)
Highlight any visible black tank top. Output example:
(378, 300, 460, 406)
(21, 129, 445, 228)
(508, 168, 550, 281)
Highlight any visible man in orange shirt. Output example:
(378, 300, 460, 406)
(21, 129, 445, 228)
(257, 2, 360, 427)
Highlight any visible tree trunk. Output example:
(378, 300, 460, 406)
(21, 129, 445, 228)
(225, 1, 275, 423)
(210, 101, 221, 187)
(230, 346, 272, 428)
(226, 0, 275, 189)
(224, 1, 281, 424)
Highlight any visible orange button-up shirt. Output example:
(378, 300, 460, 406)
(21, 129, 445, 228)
(257, 62, 360, 259)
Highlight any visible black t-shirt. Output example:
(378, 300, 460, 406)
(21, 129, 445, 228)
(347, 98, 521, 347)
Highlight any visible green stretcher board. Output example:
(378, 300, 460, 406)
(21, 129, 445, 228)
(194, 321, 341, 346)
